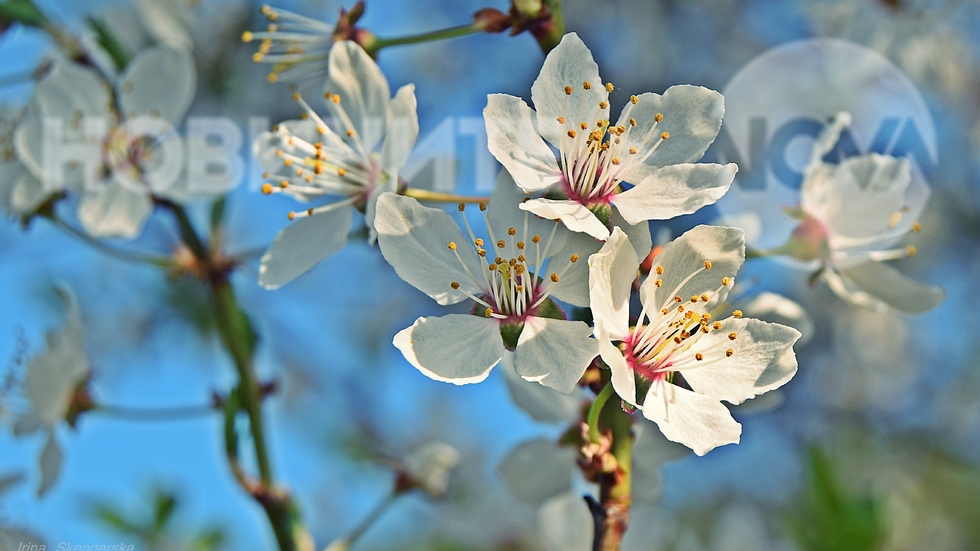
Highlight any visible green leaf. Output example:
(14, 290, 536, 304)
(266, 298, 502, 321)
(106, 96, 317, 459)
(86, 16, 131, 71)
(152, 491, 178, 532)
(191, 529, 226, 551)
(0, 0, 47, 28)
(93, 505, 142, 535)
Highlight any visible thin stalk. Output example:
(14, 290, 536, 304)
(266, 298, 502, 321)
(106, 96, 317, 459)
(51, 215, 175, 267)
(345, 492, 399, 548)
(587, 382, 614, 444)
(403, 188, 488, 204)
(370, 23, 482, 52)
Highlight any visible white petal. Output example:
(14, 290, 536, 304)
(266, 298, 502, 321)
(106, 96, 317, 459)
(618, 85, 724, 170)
(484, 94, 562, 192)
(681, 318, 800, 404)
(614, 163, 736, 224)
(838, 261, 944, 314)
(531, 32, 607, 148)
(136, 0, 194, 50)
(538, 492, 594, 551)
(514, 317, 597, 394)
(0, 158, 47, 215)
(119, 46, 196, 122)
(487, 170, 567, 254)
(631, 422, 691, 504)
(393, 314, 503, 384)
(638, 225, 744, 313)
(38, 431, 63, 497)
(806, 155, 912, 245)
(641, 381, 741, 456)
(521, 198, 609, 239)
(258, 204, 353, 289)
(613, 207, 653, 264)
(375, 193, 484, 305)
(325, 41, 390, 152)
(403, 441, 460, 498)
(501, 356, 582, 423)
(546, 226, 599, 308)
(498, 438, 576, 506)
(740, 292, 814, 346)
(588, 226, 636, 339)
(600, 337, 637, 407)
(379, 84, 419, 172)
(77, 179, 154, 238)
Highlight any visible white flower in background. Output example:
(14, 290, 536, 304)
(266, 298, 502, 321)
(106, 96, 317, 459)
(243, 4, 352, 83)
(775, 112, 944, 314)
(13, 288, 90, 497)
(590, 226, 800, 455)
(484, 32, 736, 240)
(13, 47, 196, 238)
(399, 441, 461, 499)
(375, 171, 599, 394)
(255, 40, 418, 289)
(0, 107, 49, 217)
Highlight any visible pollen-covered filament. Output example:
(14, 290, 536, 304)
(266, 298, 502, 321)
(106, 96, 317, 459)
(261, 92, 382, 220)
(448, 204, 577, 322)
(244, 5, 335, 82)
(556, 83, 668, 206)
(622, 264, 735, 382)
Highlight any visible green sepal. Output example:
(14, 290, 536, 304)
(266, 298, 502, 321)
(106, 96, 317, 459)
(534, 296, 566, 320)
(588, 203, 611, 228)
(498, 321, 524, 350)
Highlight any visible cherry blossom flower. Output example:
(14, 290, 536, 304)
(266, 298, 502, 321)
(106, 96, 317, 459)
(590, 226, 800, 455)
(775, 112, 944, 314)
(255, 40, 418, 289)
(484, 32, 736, 240)
(13, 47, 196, 237)
(375, 172, 599, 394)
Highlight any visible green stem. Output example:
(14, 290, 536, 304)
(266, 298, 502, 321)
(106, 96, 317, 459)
(50, 215, 175, 267)
(345, 492, 398, 549)
(369, 23, 482, 52)
(587, 382, 614, 444)
(163, 201, 209, 261)
(402, 187, 488, 205)
(536, 0, 567, 53)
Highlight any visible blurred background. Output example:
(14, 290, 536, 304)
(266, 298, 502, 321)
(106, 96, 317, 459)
(1, 0, 978, 549)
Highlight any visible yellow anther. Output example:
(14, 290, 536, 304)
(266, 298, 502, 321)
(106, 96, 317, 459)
(532, 235, 541, 244)
(691, 295, 699, 303)
(712, 322, 722, 330)
(292, 92, 301, 101)
(287, 211, 296, 220)
(728, 332, 737, 341)
(605, 82, 615, 92)
(685, 311, 694, 320)
(681, 331, 691, 339)
(701, 293, 710, 302)
(497, 240, 506, 249)
(489, 264, 497, 271)
(242, 31, 254, 42)
(570, 254, 579, 263)
(702, 313, 711, 322)
(474, 238, 484, 246)
(630, 95, 638, 104)
(906, 245, 917, 257)
(677, 305, 685, 312)
(674, 296, 683, 303)
(611, 158, 621, 165)
(252, 52, 264, 62)
(317, 126, 327, 135)
(564, 86, 573, 95)
(347, 129, 355, 137)
(267, 72, 279, 83)
(448, 242, 457, 250)
(654, 113, 663, 123)
(599, 101, 608, 109)
(583, 81, 592, 90)
(912, 222, 922, 233)
(629, 118, 636, 127)
(478, 249, 487, 257)
(479, 201, 487, 211)
(485, 308, 494, 317)
(726, 349, 734, 357)
(655, 279, 663, 288)
(733, 309, 743, 319)
(674, 336, 683, 344)
(568, 130, 577, 138)
(458, 202, 466, 212)
(261, 183, 273, 195)
(580, 122, 589, 130)
(451, 281, 460, 289)
(299, 113, 308, 120)
(508, 258, 517, 267)
(507, 227, 517, 236)
(283, 158, 292, 167)
(304, 174, 313, 183)
(662, 308, 669, 315)
(701, 325, 709, 334)
(704, 260, 712, 270)
(557, 116, 566, 124)
(518, 254, 525, 262)
(307, 208, 314, 216)
(655, 265, 664, 275)
(337, 168, 347, 177)
(517, 242, 526, 250)
(721, 277, 731, 286)
(661, 131, 670, 140)
(695, 353, 704, 361)
(551, 273, 560, 282)
(280, 180, 289, 188)
(332, 94, 341, 104)
(597, 120, 606, 128)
